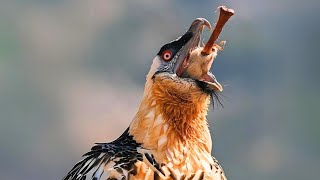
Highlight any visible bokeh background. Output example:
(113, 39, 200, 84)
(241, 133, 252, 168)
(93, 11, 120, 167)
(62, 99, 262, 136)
(0, 0, 319, 179)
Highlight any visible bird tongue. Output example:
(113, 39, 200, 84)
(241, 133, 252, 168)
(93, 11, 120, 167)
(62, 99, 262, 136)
(176, 51, 223, 92)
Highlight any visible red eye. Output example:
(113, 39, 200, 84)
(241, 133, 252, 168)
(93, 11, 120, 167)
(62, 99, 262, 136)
(161, 50, 172, 61)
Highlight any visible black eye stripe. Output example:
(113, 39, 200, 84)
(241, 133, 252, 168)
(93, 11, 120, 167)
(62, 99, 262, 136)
(157, 32, 193, 58)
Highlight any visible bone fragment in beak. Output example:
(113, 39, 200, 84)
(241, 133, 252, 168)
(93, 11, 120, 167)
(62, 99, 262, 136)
(201, 6, 234, 56)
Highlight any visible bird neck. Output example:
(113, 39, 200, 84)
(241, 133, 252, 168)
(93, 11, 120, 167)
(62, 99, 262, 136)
(129, 73, 213, 169)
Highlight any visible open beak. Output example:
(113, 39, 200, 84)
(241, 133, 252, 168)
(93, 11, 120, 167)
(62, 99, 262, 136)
(174, 18, 210, 76)
(174, 18, 223, 92)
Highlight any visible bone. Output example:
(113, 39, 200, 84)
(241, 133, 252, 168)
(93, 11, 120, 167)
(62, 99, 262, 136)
(201, 6, 234, 56)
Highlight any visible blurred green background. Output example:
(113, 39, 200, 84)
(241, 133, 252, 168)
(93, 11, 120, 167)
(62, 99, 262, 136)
(0, 0, 319, 179)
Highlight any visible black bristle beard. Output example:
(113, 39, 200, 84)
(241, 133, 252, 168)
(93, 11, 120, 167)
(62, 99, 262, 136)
(195, 80, 223, 109)
(210, 91, 224, 110)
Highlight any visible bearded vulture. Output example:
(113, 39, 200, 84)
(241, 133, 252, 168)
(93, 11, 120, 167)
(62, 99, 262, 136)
(63, 17, 229, 180)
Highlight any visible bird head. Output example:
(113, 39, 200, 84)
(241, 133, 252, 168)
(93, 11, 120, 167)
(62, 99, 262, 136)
(146, 18, 222, 94)
(133, 18, 225, 146)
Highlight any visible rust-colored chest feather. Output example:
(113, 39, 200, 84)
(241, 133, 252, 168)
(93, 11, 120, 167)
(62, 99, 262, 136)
(129, 73, 222, 179)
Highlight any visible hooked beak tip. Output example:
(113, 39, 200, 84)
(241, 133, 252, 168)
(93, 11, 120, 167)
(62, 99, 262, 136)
(188, 18, 212, 33)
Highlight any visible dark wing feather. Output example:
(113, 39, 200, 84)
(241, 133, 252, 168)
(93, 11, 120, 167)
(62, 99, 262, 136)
(62, 128, 143, 180)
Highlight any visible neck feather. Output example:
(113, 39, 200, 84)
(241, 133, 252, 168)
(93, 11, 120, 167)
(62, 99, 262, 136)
(129, 73, 213, 171)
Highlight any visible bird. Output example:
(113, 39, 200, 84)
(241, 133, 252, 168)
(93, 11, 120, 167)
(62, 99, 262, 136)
(63, 18, 227, 180)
